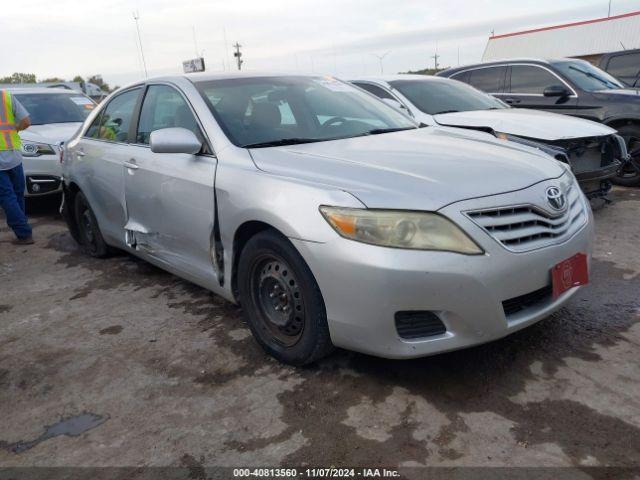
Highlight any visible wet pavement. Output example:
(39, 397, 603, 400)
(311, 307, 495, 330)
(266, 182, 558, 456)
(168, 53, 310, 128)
(0, 189, 639, 473)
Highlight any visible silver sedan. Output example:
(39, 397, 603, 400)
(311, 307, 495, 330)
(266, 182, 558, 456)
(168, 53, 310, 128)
(61, 73, 593, 365)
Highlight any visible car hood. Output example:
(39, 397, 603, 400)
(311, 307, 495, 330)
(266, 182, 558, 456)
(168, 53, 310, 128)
(434, 108, 615, 141)
(249, 127, 566, 211)
(19, 123, 83, 145)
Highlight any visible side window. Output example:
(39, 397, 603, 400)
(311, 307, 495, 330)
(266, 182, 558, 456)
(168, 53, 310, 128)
(605, 54, 640, 86)
(84, 112, 103, 139)
(96, 88, 141, 142)
(467, 67, 506, 93)
(353, 82, 395, 100)
(450, 71, 470, 84)
(510, 65, 562, 94)
(136, 85, 203, 146)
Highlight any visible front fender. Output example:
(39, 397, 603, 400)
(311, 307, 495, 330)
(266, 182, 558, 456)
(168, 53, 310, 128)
(214, 159, 365, 299)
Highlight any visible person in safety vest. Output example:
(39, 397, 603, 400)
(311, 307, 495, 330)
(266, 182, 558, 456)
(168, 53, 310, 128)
(0, 90, 33, 245)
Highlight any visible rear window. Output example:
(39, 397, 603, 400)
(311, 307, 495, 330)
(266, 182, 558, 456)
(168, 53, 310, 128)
(11, 92, 95, 125)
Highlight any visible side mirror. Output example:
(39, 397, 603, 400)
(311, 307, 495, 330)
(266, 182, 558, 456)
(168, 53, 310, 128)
(382, 98, 412, 116)
(150, 127, 202, 154)
(543, 85, 570, 98)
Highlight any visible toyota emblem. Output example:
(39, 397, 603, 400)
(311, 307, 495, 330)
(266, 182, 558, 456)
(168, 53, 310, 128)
(546, 186, 566, 211)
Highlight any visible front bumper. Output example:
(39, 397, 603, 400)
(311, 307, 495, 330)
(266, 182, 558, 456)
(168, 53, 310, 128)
(293, 181, 594, 359)
(22, 154, 63, 197)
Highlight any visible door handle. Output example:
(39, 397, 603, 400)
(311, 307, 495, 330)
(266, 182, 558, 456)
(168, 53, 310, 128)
(504, 98, 521, 105)
(124, 160, 139, 170)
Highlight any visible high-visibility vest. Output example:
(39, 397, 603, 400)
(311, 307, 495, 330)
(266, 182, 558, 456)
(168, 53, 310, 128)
(0, 90, 22, 151)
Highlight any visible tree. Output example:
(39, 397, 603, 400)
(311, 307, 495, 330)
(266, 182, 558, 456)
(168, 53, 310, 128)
(41, 77, 66, 83)
(87, 74, 111, 92)
(72, 75, 84, 83)
(401, 67, 450, 76)
(0, 72, 37, 84)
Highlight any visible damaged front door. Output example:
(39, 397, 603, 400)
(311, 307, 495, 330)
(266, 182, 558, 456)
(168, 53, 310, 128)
(124, 84, 217, 285)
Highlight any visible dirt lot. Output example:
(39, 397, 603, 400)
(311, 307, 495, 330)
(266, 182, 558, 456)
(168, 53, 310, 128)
(1, 188, 639, 476)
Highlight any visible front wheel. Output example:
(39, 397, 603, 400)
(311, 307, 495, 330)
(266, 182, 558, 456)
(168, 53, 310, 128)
(74, 192, 112, 258)
(614, 124, 640, 187)
(237, 230, 334, 365)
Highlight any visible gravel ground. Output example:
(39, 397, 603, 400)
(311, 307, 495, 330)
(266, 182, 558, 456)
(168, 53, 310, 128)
(0, 188, 639, 478)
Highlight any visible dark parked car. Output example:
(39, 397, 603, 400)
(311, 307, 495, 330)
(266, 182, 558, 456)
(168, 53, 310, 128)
(598, 49, 640, 88)
(438, 58, 640, 186)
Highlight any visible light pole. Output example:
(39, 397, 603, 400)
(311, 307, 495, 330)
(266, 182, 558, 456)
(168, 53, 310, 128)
(371, 51, 391, 74)
(132, 11, 148, 78)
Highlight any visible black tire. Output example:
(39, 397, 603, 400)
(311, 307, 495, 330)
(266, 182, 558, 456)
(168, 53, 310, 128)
(237, 230, 334, 365)
(74, 192, 111, 258)
(614, 124, 640, 187)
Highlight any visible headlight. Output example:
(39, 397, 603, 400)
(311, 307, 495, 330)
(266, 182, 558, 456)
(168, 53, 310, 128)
(22, 142, 56, 157)
(319, 206, 483, 254)
(495, 132, 568, 162)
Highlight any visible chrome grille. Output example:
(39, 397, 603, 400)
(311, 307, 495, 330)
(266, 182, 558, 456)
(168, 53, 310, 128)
(466, 185, 586, 252)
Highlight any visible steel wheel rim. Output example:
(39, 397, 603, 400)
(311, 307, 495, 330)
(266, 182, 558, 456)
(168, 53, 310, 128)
(250, 254, 305, 347)
(81, 209, 98, 253)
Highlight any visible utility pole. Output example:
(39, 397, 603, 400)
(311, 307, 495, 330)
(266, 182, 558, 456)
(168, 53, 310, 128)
(431, 52, 440, 71)
(371, 51, 391, 74)
(608, 0, 612, 17)
(132, 10, 148, 78)
(233, 42, 243, 71)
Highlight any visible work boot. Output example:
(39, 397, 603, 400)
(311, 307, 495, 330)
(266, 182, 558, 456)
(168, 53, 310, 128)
(12, 236, 35, 245)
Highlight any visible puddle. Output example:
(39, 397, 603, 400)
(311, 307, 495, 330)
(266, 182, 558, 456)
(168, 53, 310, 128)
(0, 413, 108, 454)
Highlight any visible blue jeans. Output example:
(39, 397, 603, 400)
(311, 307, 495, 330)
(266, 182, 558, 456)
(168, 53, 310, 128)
(0, 164, 32, 239)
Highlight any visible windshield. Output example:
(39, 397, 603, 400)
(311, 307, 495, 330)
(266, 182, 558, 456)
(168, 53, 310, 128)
(389, 78, 506, 115)
(12, 92, 95, 125)
(196, 76, 417, 147)
(553, 60, 624, 91)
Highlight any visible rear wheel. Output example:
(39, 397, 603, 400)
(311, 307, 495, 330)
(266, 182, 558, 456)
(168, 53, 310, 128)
(237, 230, 333, 365)
(74, 192, 112, 258)
(614, 124, 640, 187)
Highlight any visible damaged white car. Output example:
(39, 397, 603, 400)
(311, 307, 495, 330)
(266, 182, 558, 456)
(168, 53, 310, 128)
(350, 75, 627, 199)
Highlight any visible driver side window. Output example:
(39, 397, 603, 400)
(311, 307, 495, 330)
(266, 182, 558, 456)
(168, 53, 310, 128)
(94, 88, 141, 142)
(136, 85, 207, 150)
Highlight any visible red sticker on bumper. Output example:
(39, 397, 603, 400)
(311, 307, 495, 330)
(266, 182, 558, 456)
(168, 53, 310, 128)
(552, 252, 589, 299)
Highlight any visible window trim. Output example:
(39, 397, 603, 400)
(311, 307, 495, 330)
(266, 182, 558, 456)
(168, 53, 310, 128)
(451, 63, 578, 98)
(131, 81, 215, 157)
(81, 86, 144, 145)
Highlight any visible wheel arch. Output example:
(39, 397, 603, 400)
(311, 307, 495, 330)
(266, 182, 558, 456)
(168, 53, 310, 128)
(604, 117, 640, 131)
(231, 220, 288, 303)
(62, 181, 82, 243)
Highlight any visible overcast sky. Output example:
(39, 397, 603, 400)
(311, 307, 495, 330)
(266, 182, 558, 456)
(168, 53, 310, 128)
(3, 0, 640, 87)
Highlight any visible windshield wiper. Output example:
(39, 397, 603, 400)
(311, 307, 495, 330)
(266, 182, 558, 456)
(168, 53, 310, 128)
(365, 127, 416, 135)
(433, 110, 460, 115)
(243, 138, 324, 148)
(568, 66, 618, 88)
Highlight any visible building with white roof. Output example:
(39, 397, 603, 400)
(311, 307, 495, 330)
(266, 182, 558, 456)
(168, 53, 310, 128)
(483, 10, 640, 64)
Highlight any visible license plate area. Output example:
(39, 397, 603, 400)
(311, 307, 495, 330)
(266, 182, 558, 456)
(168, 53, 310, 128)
(552, 253, 589, 299)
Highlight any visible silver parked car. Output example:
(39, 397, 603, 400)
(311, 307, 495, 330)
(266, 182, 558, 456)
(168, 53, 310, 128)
(8, 87, 96, 196)
(61, 74, 593, 365)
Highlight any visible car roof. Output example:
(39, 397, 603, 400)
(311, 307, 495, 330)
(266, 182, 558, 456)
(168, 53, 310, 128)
(350, 75, 456, 84)
(3, 87, 84, 95)
(438, 57, 585, 76)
